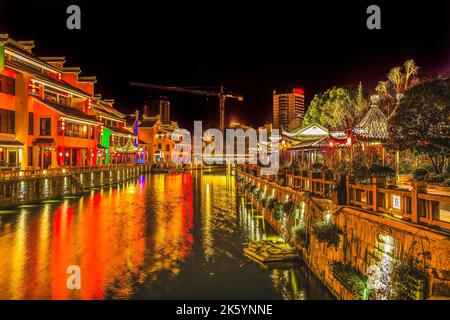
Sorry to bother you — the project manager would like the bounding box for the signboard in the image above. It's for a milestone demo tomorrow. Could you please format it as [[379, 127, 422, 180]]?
[[392, 195, 401, 210]]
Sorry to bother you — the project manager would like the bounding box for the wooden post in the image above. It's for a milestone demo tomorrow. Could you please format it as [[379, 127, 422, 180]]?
[[372, 177, 378, 212], [410, 180, 425, 224], [346, 175, 351, 206], [395, 150, 400, 183]]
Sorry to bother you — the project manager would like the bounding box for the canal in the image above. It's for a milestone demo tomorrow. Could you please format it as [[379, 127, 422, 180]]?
[[0, 171, 333, 300]]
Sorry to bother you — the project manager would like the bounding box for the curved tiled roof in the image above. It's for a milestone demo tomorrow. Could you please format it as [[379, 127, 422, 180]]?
[[140, 116, 160, 128], [354, 104, 389, 141]]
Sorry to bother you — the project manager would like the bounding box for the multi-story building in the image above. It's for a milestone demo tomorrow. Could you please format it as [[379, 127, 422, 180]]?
[[146, 96, 171, 125], [92, 97, 139, 165], [0, 34, 138, 170], [273, 88, 305, 130]]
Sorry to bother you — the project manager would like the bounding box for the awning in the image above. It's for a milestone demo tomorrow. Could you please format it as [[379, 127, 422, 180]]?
[[104, 124, 135, 136], [33, 138, 54, 145], [97, 144, 108, 150], [34, 97, 100, 125], [115, 139, 138, 154], [0, 138, 24, 147]]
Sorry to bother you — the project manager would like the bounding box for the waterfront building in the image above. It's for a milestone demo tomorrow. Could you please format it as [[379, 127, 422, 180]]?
[[282, 122, 348, 167], [0, 34, 138, 170], [93, 98, 139, 164], [273, 88, 305, 130], [128, 113, 179, 164]]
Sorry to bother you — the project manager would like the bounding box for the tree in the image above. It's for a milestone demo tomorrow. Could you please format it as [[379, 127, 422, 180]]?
[[387, 77, 450, 175], [376, 59, 420, 115], [304, 86, 368, 134]]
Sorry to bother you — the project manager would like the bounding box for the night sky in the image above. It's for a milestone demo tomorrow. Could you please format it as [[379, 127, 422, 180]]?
[[0, 0, 448, 131]]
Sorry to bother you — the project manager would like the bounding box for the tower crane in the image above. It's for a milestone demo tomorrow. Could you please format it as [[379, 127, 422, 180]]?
[[130, 82, 243, 132]]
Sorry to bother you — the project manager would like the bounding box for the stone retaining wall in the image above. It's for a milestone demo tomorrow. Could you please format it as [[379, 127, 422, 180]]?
[[237, 171, 450, 300]]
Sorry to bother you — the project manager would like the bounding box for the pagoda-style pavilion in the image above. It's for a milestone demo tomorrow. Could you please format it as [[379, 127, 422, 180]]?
[[282, 123, 348, 167], [353, 95, 389, 165]]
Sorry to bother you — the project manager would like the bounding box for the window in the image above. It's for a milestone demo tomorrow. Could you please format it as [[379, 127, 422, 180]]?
[[28, 147, 33, 167], [158, 143, 162, 150], [166, 144, 170, 151], [28, 112, 34, 135], [44, 91, 58, 103], [0, 109, 15, 134], [40, 118, 51, 136], [0, 75, 15, 95], [59, 95, 70, 106]]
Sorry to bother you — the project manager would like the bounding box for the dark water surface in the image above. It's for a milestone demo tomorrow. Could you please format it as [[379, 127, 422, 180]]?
[[0, 171, 333, 299]]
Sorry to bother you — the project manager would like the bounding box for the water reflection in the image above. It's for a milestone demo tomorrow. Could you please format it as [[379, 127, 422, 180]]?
[[0, 171, 333, 300]]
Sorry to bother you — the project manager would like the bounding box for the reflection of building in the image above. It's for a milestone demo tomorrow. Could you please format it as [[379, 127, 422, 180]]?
[[273, 88, 305, 130], [0, 34, 138, 169]]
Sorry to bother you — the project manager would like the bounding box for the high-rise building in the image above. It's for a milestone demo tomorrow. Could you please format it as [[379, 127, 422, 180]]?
[[146, 96, 170, 125], [273, 88, 305, 129]]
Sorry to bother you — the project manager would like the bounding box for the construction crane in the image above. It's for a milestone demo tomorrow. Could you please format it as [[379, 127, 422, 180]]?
[[130, 82, 243, 132]]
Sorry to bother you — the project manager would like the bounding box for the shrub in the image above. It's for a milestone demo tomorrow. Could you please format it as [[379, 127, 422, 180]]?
[[264, 197, 275, 210], [312, 221, 342, 248], [297, 226, 308, 247], [369, 165, 395, 177], [425, 172, 446, 183], [311, 162, 325, 172], [283, 200, 294, 214], [352, 165, 370, 183], [443, 179, 450, 187], [252, 187, 262, 199], [274, 203, 284, 220], [331, 262, 368, 300], [412, 167, 429, 180], [334, 160, 351, 177], [399, 160, 412, 174]]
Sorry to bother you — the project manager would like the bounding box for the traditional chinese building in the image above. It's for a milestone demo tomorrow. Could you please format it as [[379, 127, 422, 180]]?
[[282, 122, 349, 167], [354, 95, 389, 166]]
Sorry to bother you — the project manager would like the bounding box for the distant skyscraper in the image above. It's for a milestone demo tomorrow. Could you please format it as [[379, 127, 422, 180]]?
[[147, 96, 170, 125], [273, 88, 305, 129]]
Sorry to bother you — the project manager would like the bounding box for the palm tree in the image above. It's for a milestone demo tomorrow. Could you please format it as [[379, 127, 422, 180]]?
[[375, 81, 392, 99], [388, 66, 404, 95], [403, 59, 419, 91]]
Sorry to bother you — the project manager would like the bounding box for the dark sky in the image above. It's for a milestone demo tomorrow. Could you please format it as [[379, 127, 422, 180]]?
[[0, 0, 448, 131]]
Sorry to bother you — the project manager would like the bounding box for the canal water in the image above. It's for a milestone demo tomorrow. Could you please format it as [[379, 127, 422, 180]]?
[[0, 171, 333, 300]]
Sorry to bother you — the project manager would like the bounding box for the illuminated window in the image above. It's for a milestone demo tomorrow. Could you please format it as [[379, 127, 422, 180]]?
[[28, 112, 34, 135], [0, 109, 15, 134], [0, 75, 15, 95], [40, 118, 51, 136]]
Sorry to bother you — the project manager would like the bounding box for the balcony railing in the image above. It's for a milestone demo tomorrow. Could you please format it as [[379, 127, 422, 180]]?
[[0, 163, 149, 180]]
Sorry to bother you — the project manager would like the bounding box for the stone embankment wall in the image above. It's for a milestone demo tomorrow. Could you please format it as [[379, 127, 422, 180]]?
[[0, 164, 151, 209], [237, 171, 450, 300]]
